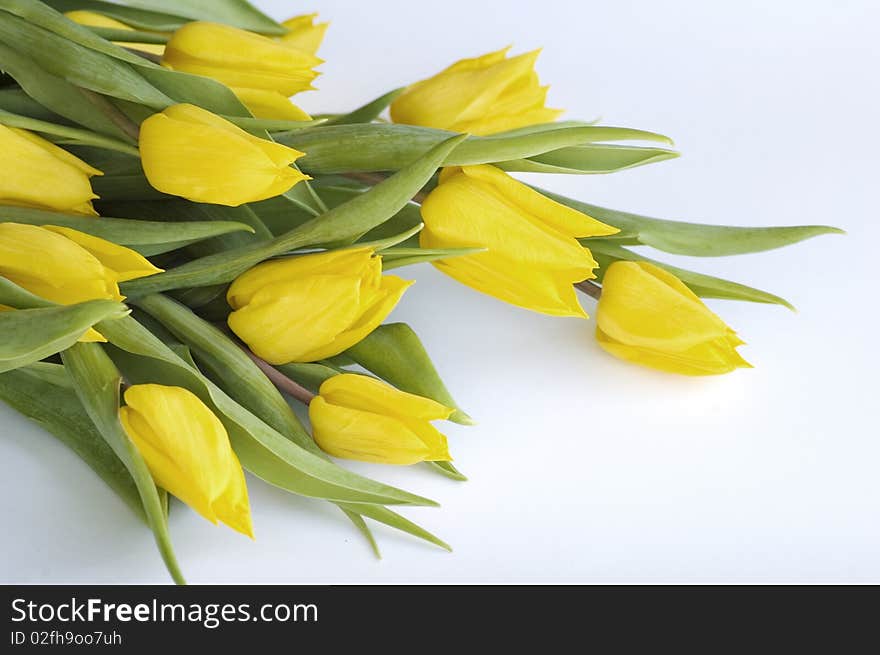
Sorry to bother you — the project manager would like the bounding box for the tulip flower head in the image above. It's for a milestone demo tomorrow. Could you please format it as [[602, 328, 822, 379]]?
[[595, 261, 752, 375], [162, 21, 322, 97], [119, 384, 253, 537], [420, 164, 618, 317], [227, 247, 412, 364], [0, 125, 102, 215], [0, 222, 161, 305], [390, 47, 563, 135], [139, 103, 310, 206], [309, 374, 453, 465]]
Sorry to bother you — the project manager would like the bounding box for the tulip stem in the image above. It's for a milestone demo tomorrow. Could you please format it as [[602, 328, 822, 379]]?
[[78, 88, 141, 142], [575, 280, 603, 300], [240, 347, 316, 405]]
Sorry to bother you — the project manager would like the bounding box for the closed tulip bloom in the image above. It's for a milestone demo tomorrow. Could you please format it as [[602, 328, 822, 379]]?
[[65, 10, 166, 55], [139, 103, 310, 206], [162, 21, 322, 97], [0, 125, 102, 215], [119, 384, 253, 537], [420, 164, 618, 317], [279, 14, 329, 55], [390, 47, 563, 135], [310, 374, 453, 465], [227, 247, 412, 364], [0, 223, 161, 304], [596, 261, 752, 375]]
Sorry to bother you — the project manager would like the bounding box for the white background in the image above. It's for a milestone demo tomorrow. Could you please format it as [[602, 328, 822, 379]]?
[[2, 0, 878, 583]]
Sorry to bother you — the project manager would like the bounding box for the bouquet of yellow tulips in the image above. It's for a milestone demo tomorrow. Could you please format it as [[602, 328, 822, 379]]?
[[0, 0, 842, 584]]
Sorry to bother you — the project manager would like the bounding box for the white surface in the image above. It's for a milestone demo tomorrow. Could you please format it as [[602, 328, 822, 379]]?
[[2, 0, 878, 584]]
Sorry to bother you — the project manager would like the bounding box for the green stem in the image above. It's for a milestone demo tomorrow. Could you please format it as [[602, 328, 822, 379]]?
[[0, 110, 139, 156], [83, 26, 170, 45]]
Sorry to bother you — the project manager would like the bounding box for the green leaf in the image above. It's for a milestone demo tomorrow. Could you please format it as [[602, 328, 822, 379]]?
[[0, 42, 130, 138], [336, 502, 451, 552], [44, 0, 187, 31], [0, 108, 139, 154], [588, 240, 796, 310], [60, 342, 184, 584], [0, 362, 144, 520], [0, 205, 255, 256], [111, 0, 285, 34], [0, 300, 129, 373], [279, 123, 674, 174], [98, 314, 438, 507], [0, 88, 67, 122], [120, 134, 468, 297], [0, 10, 172, 108], [275, 361, 345, 392], [344, 323, 473, 425], [427, 461, 468, 481], [540, 189, 845, 257], [497, 144, 680, 174], [321, 88, 405, 126]]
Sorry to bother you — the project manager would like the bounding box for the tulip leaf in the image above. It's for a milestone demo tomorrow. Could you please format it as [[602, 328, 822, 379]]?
[[42, 0, 205, 31], [120, 134, 468, 296], [491, 120, 602, 137], [497, 144, 680, 174], [0, 300, 129, 373], [0, 10, 172, 108], [537, 189, 845, 257], [0, 205, 255, 256], [98, 314, 439, 507], [321, 88, 405, 126], [0, 87, 69, 122], [0, 277, 54, 309], [344, 322, 474, 425], [0, 108, 140, 155], [0, 42, 130, 138], [427, 461, 469, 481], [60, 342, 185, 584], [587, 240, 796, 310], [110, 0, 285, 34], [336, 502, 451, 552], [282, 123, 674, 174], [0, 363, 144, 520], [380, 246, 486, 270]]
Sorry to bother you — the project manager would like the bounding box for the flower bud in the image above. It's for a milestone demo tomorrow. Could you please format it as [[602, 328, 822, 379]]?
[[420, 164, 618, 316], [596, 261, 752, 375], [0, 125, 101, 215], [309, 374, 453, 465], [390, 47, 562, 135], [139, 103, 310, 206], [119, 384, 253, 537], [227, 247, 412, 364]]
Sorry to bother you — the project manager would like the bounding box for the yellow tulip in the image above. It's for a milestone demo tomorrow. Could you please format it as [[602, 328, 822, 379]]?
[[64, 10, 166, 56], [420, 164, 618, 317], [162, 21, 322, 97], [230, 87, 312, 122], [595, 261, 752, 375], [227, 247, 412, 364], [390, 47, 563, 135], [309, 374, 452, 465], [279, 14, 329, 55], [119, 384, 253, 537], [0, 222, 160, 342], [139, 103, 310, 206], [0, 125, 101, 215]]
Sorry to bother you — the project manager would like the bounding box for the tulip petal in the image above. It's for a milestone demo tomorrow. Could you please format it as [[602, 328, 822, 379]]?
[[280, 14, 329, 55], [319, 374, 453, 422], [41, 225, 163, 282], [232, 87, 312, 121]]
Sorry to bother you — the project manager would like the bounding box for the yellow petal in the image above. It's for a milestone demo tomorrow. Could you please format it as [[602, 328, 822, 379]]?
[[119, 384, 252, 536], [0, 125, 101, 215], [162, 21, 322, 96], [232, 87, 312, 121], [309, 396, 450, 465], [139, 104, 308, 206], [0, 222, 119, 303], [41, 225, 162, 282], [318, 373, 453, 422], [279, 14, 329, 55]]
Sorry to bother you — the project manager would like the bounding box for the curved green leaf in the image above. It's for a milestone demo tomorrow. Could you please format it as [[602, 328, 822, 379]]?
[[498, 144, 680, 174], [0, 300, 129, 373], [60, 342, 184, 584], [322, 88, 405, 126], [112, 0, 285, 34]]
